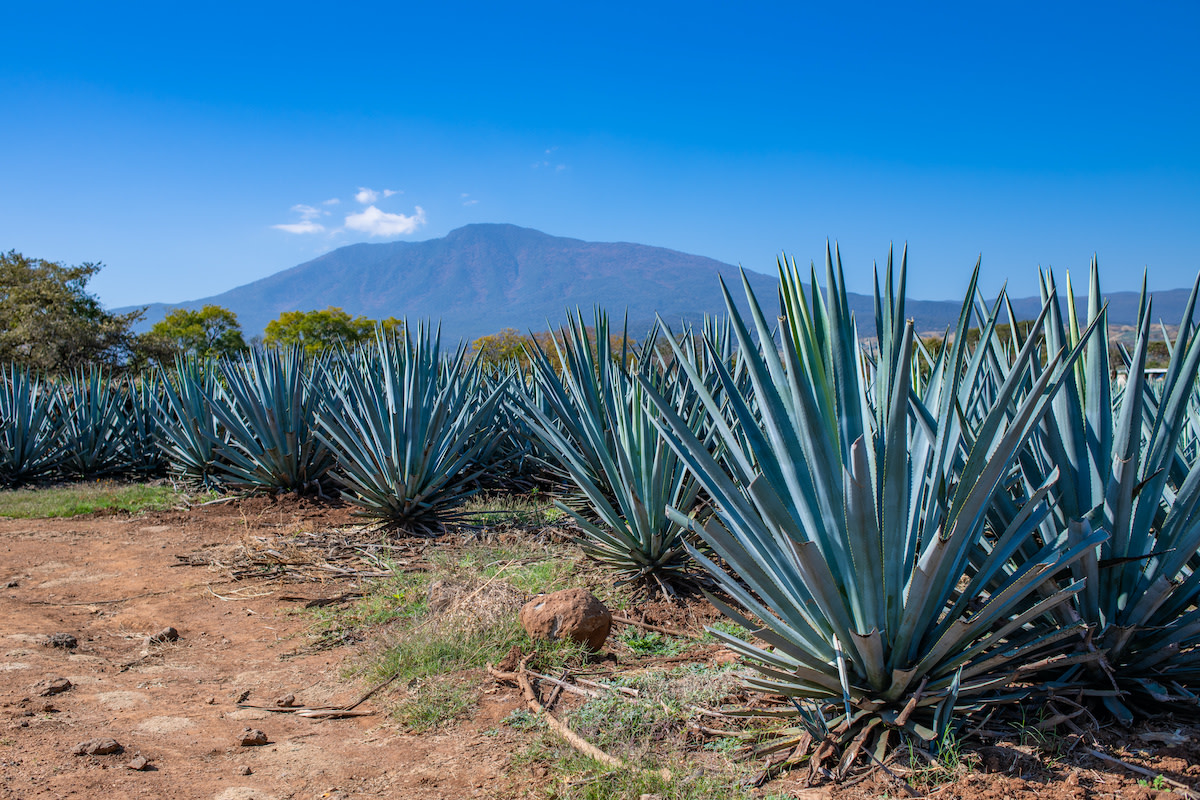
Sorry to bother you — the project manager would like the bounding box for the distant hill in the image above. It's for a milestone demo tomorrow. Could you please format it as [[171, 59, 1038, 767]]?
[[122, 223, 1196, 342]]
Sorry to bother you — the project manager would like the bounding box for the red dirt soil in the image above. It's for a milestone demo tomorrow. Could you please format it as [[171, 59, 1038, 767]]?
[[2, 500, 1199, 800], [0, 501, 533, 800]]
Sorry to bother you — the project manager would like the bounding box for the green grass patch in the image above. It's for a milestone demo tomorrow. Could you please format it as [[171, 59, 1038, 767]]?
[[543, 753, 756, 800], [512, 663, 755, 798], [314, 534, 589, 731], [392, 678, 479, 731], [0, 481, 183, 518], [427, 540, 578, 596], [459, 492, 566, 528], [701, 619, 754, 643], [615, 627, 692, 657]]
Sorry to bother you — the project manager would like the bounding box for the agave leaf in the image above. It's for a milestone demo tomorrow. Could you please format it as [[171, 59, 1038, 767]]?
[[316, 324, 505, 530], [0, 364, 63, 486]]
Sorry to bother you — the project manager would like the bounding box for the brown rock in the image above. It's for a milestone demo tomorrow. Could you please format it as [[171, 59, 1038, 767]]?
[[275, 693, 297, 708], [238, 728, 268, 746], [238, 765, 253, 775], [73, 737, 122, 756], [519, 588, 611, 650], [126, 755, 150, 770], [39, 677, 72, 697]]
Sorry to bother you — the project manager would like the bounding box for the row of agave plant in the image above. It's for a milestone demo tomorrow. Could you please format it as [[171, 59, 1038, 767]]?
[[3, 253, 1200, 767], [516, 250, 1200, 767], [0, 365, 163, 485]]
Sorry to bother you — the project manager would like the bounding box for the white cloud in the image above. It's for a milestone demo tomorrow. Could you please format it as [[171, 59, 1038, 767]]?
[[292, 204, 323, 220], [355, 187, 400, 204], [461, 192, 479, 206], [344, 205, 426, 237], [273, 220, 325, 234], [322, 197, 340, 205]]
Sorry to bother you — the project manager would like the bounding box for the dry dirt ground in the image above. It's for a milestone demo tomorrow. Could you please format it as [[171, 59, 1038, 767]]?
[[2, 500, 1200, 800], [0, 500, 539, 800]]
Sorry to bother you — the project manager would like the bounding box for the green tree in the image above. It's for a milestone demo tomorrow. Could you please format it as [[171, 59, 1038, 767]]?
[[148, 305, 246, 360], [263, 307, 404, 355], [0, 250, 145, 373]]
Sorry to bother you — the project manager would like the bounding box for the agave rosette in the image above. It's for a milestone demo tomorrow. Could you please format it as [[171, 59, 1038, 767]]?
[[0, 364, 63, 486], [997, 262, 1200, 717], [204, 346, 335, 493], [315, 325, 507, 531], [57, 366, 133, 478], [642, 246, 1104, 766], [154, 355, 227, 488], [518, 311, 711, 590]]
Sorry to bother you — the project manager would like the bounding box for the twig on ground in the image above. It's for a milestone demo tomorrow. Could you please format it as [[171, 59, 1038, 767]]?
[[277, 592, 365, 608], [611, 614, 694, 638], [488, 658, 671, 782], [237, 672, 401, 719], [1085, 748, 1199, 799]]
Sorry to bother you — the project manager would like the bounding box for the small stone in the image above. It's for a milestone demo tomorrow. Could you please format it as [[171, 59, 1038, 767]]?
[[19, 720, 28, 728], [41, 703, 58, 713], [519, 588, 612, 651], [207, 696, 217, 705], [39, 677, 72, 697], [275, 693, 297, 708], [238, 766, 253, 776], [147, 627, 179, 645], [3, 580, 17, 588], [238, 728, 268, 747], [126, 755, 150, 771], [46, 633, 78, 649], [73, 737, 122, 756]]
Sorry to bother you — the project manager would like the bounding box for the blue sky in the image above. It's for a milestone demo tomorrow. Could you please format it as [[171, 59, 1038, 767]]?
[[2, 1, 1197, 309]]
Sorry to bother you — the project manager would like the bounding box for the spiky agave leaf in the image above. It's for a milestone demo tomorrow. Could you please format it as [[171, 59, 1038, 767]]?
[[0, 364, 62, 486], [466, 359, 544, 491], [642, 245, 1103, 765], [204, 346, 335, 493], [1002, 261, 1200, 719], [123, 373, 165, 478], [154, 355, 227, 489], [315, 325, 507, 531], [517, 310, 711, 591], [57, 366, 133, 478]]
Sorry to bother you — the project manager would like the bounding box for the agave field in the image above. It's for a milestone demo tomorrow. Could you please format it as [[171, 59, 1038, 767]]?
[[4, 250, 1200, 779]]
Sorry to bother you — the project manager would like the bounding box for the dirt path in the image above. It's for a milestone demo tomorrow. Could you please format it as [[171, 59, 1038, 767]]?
[[0, 504, 527, 800]]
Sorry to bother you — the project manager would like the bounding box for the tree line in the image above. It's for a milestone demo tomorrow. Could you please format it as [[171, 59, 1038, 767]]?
[[0, 250, 614, 373]]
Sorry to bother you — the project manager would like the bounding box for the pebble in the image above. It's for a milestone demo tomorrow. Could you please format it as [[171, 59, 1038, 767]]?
[[39, 677, 72, 697], [126, 755, 150, 771], [238, 728, 268, 747], [238, 766, 253, 775], [275, 693, 297, 708], [73, 737, 123, 756]]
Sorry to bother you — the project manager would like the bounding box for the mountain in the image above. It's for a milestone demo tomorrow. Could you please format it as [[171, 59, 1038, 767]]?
[[123, 223, 1196, 341]]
